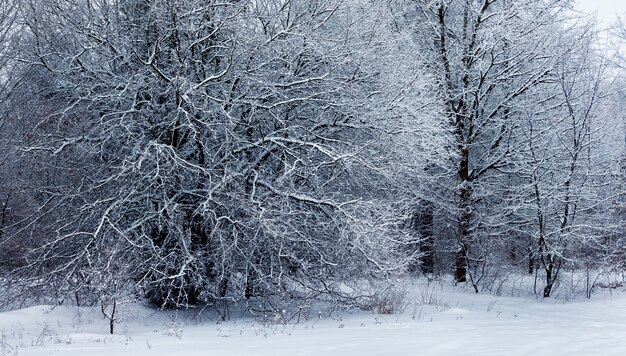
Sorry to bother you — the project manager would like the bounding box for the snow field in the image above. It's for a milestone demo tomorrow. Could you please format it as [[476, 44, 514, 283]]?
[[1, 280, 625, 356]]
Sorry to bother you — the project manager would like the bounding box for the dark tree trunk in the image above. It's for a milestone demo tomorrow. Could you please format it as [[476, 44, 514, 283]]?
[[543, 260, 553, 298], [420, 238, 435, 274], [455, 145, 472, 283], [455, 248, 468, 283], [109, 299, 116, 335], [244, 273, 254, 299]]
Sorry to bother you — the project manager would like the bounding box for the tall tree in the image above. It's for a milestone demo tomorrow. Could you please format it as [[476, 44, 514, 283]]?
[[10, 0, 422, 310], [386, 0, 571, 287]]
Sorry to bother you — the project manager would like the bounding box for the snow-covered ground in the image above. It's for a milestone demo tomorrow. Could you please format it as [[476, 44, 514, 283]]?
[[1, 279, 625, 356]]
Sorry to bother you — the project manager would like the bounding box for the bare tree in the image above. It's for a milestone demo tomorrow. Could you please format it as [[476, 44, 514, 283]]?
[[385, 0, 575, 289], [7, 0, 423, 313], [517, 19, 626, 296]]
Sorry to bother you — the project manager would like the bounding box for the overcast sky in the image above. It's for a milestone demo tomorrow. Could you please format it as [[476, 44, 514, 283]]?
[[574, 0, 626, 26]]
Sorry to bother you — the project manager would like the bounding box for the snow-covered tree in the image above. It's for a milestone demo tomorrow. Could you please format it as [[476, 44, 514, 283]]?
[[8, 0, 429, 311]]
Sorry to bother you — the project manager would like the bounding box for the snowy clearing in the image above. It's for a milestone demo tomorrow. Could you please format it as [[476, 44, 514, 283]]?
[[1, 281, 625, 356]]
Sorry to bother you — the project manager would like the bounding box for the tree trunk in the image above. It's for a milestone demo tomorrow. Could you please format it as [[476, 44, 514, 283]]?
[[455, 146, 472, 283], [109, 299, 116, 335], [455, 248, 468, 283], [543, 255, 554, 297]]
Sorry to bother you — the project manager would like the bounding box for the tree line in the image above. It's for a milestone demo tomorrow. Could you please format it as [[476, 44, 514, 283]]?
[[0, 0, 624, 315]]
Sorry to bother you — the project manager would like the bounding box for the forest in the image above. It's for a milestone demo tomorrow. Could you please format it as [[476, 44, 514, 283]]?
[[0, 0, 624, 322]]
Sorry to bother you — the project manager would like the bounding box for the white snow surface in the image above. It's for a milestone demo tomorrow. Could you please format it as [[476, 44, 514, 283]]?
[[1, 280, 625, 356]]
